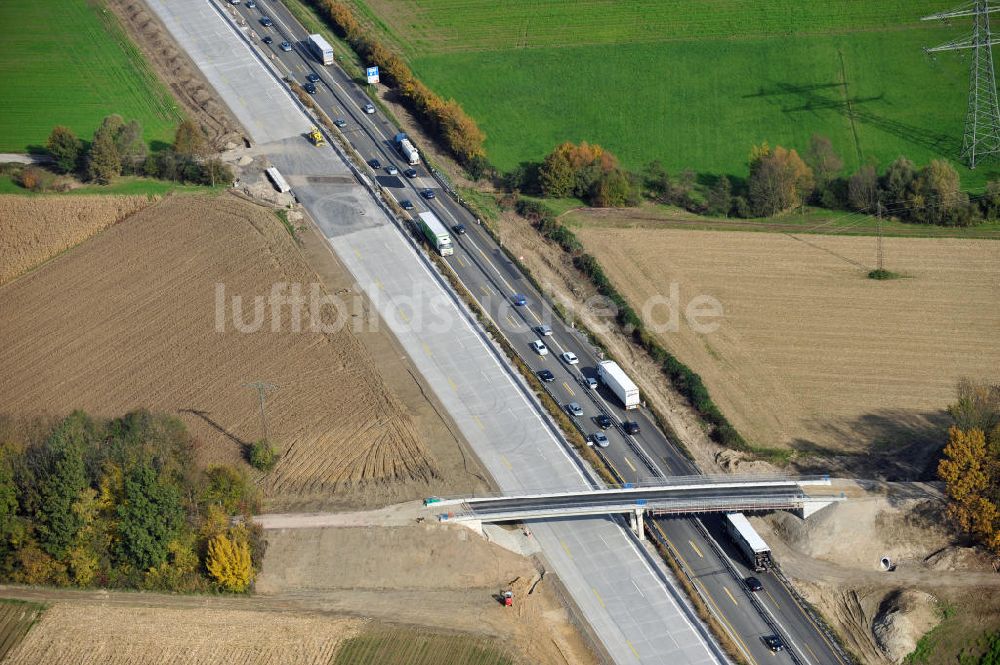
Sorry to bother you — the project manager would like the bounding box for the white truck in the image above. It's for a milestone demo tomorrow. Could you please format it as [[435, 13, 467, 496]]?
[[417, 211, 453, 256], [265, 167, 291, 193], [597, 360, 640, 409], [724, 512, 773, 572], [306, 34, 334, 66], [394, 132, 421, 165]]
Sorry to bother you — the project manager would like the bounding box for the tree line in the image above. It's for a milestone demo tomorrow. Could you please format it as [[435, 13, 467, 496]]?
[[505, 136, 999, 228], [17, 117, 233, 192], [0, 411, 261, 593], [938, 380, 1000, 554]]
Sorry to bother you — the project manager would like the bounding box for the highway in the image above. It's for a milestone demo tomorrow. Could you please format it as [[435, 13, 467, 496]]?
[[214, 2, 846, 663]]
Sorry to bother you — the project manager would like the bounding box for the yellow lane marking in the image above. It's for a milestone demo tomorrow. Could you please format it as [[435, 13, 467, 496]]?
[[766, 589, 780, 609], [623, 455, 636, 472], [374, 278, 383, 291], [592, 588, 605, 607], [354, 248, 362, 258], [560, 540, 573, 559], [500, 455, 512, 469], [627, 641, 639, 659], [805, 644, 818, 661], [472, 415, 484, 430], [506, 313, 517, 327], [457, 256, 468, 268], [397, 308, 410, 323], [696, 580, 758, 665], [479, 284, 492, 298], [723, 586, 739, 606], [563, 382, 575, 397], [689, 540, 704, 558], [604, 457, 624, 483], [422, 343, 433, 357], [447, 377, 458, 392]]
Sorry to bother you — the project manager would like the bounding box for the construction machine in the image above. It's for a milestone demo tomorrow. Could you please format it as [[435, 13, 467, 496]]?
[[308, 126, 325, 147]]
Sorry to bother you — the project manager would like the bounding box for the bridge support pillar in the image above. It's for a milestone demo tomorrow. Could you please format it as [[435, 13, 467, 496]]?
[[630, 509, 645, 541]]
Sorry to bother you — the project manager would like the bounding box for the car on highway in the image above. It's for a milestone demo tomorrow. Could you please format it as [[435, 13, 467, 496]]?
[[304, 82, 317, 94], [280, 41, 293, 52], [368, 158, 381, 169], [511, 294, 527, 306], [306, 72, 320, 83], [260, 16, 273, 27], [403, 168, 418, 178], [762, 635, 784, 653], [363, 102, 376, 114], [399, 199, 414, 211], [591, 431, 610, 448], [529, 339, 549, 356], [560, 351, 579, 365], [452, 223, 466, 235], [537, 369, 555, 382], [262, 35, 273, 44], [421, 188, 435, 199], [565, 402, 584, 417], [535, 325, 552, 336], [586, 376, 598, 389], [333, 118, 347, 128], [246, 0, 256, 7], [593, 414, 613, 429], [385, 164, 398, 175], [745, 577, 763, 592], [622, 421, 640, 435]]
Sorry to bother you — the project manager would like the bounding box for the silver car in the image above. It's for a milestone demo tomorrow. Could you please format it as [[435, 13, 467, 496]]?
[[565, 402, 584, 417], [591, 431, 610, 448], [363, 102, 376, 114]]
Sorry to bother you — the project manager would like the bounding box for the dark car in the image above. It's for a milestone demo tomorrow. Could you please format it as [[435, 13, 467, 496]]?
[[400, 199, 414, 211], [452, 224, 466, 235], [279, 41, 293, 52], [403, 168, 418, 178], [511, 293, 527, 306], [259, 16, 273, 27], [304, 82, 317, 94], [745, 576, 763, 592], [368, 158, 381, 169], [593, 414, 613, 429], [306, 72, 320, 83], [537, 369, 555, 383], [762, 635, 784, 653], [333, 117, 347, 128], [421, 188, 436, 199], [246, 0, 256, 7], [622, 420, 640, 435], [262, 35, 273, 45]]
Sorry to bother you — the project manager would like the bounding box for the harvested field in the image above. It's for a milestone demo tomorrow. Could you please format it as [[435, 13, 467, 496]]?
[[334, 628, 514, 665], [0, 600, 45, 661], [573, 221, 1000, 473], [0, 194, 462, 508], [2, 604, 362, 665], [0, 194, 157, 286]]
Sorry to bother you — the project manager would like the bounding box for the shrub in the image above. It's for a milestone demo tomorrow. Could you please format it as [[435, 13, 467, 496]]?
[[205, 529, 253, 592], [249, 439, 279, 472]]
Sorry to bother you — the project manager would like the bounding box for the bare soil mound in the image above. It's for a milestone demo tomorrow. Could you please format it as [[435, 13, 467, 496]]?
[[0, 194, 156, 286], [0, 194, 435, 507], [2, 604, 362, 665]]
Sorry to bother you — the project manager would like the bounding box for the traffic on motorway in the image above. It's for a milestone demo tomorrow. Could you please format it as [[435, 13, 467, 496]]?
[[229, 2, 848, 663]]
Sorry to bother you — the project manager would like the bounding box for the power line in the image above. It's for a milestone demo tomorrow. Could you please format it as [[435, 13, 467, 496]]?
[[924, 1, 1000, 168]]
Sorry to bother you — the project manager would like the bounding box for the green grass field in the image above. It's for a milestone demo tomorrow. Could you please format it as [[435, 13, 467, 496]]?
[[0, 0, 181, 153], [0, 599, 45, 660], [351, 0, 996, 187], [333, 629, 514, 665]]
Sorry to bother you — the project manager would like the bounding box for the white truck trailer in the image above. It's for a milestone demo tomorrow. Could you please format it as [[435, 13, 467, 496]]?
[[265, 167, 291, 193], [306, 34, 334, 66], [597, 360, 640, 409], [394, 132, 421, 165], [724, 512, 773, 572], [417, 211, 453, 256]]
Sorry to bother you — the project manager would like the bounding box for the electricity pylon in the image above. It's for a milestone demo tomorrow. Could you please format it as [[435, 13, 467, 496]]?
[[924, 1, 1000, 169]]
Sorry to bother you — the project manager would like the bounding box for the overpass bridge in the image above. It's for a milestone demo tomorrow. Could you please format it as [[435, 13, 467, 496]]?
[[428, 475, 845, 540]]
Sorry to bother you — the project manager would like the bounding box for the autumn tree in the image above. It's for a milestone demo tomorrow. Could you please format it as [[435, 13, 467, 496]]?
[[706, 176, 733, 216], [85, 116, 124, 184], [881, 156, 916, 206], [847, 164, 879, 212], [206, 528, 254, 592], [46, 126, 82, 174], [748, 145, 813, 216], [114, 119, 147, 175], [805, 134, 843, 194], [173, 119, 207, 158]]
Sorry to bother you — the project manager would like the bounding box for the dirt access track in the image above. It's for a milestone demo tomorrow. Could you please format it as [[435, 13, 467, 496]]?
[[573, 221, 999, 475], [0, 193, 488, 510]]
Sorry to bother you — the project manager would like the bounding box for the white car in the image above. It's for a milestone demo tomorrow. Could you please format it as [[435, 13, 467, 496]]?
[[385, 164, 399, 175], [535, 325, 552, 336], [591, 431, 610, 448], [363, 102, 376, 114], [530, 339, 549, 356], [560, 351, 579, 365]]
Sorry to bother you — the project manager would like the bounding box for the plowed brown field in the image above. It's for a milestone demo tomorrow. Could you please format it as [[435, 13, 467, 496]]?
[[575, 224, 1000, 472], [2, 604, 362, 665], [0, 194, 440, 505], [0, 194, 156, 286]]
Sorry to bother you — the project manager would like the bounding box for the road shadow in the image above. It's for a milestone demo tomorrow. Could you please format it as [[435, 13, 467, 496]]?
[[178, 408, 252, 460]]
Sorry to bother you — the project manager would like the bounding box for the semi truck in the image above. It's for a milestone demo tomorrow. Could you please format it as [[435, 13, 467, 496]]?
[[394, 132, 421, 165], [724, 512, 773, 572], [597, 360, 640, 409], [306, 34, 334, 66], [417, 211, 453, 256]]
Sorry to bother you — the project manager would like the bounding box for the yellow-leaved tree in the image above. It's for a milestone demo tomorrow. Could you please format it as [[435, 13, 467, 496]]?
[[206, 528, 253, 592], [938, 426, 998, 550]]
